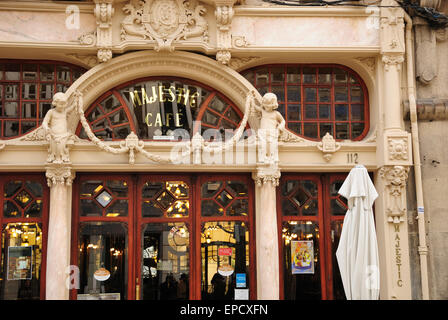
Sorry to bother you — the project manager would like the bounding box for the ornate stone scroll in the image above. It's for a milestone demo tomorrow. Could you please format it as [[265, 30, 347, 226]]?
[[94, 0, 115, 62], [317, 132, 341, 162], [120, 0, 209, 51], [379, 165, 410, 224], [215, 4, 234, 64]]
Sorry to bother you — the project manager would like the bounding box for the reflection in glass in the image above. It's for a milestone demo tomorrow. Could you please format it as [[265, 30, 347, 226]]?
[[201, 181, 222, 198], [141, 223, 189, 300], [201, 221, 249, 300], [3, 180, 43, 218], [0, 223, 43, 300], [78, 222, 128, 300], [141, 181, 190, 218], [282, 221, 321, 300], [331, 220, 346, 300]]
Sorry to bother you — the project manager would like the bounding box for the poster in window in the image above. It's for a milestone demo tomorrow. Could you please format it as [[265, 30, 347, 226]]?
[[7, 246, 33, 280], [291, 240, 314, 275]]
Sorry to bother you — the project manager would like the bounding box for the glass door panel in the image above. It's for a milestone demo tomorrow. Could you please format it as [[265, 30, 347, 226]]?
[[281, 221, 321, 300], [77, 222, 128, 300], [0, 223, 43, 300], [200, 221, 249, 300], [330, 220, 345, 300], [140, 222, 190, 300]]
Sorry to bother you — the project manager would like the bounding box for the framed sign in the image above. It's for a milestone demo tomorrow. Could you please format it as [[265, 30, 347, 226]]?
[[7, 246, 33, 280], [291, 241, 314, 275]]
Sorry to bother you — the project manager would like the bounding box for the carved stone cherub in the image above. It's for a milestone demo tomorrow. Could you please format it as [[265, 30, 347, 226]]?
[[42, 92, 79, 164], [249, 91, 285, 163]]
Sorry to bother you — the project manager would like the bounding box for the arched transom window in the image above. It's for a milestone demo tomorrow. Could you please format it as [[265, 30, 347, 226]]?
[[241, 64, 369, 141], [77, 77, 247, 141]]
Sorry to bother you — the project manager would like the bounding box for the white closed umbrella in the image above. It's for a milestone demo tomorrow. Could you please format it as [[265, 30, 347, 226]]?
[[336, 164, 380, 300]]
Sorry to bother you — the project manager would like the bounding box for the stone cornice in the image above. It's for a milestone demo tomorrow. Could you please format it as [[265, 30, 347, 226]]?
[[234, 6, 375, 17], [403, 99, 448, 121], [0, 1, 95, 12]]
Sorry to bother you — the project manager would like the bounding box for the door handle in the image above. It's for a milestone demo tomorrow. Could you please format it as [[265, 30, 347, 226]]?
[[136, 277, 140, 300]]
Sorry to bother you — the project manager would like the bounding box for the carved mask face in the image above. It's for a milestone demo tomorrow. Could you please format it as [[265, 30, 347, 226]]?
[[262, 93, 278, 111]]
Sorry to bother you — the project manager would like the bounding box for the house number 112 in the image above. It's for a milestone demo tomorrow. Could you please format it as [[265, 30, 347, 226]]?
[[346, 153, 359, 164]]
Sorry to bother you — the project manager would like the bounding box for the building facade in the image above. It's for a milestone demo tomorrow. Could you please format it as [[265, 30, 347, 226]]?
[[0, 0, 445, 300]]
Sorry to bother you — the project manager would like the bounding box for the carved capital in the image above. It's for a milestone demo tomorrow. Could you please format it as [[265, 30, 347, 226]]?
[[379, 165, 410, 224], [45, 164, 76, 187], [382, 54, 404, 71], [252, 164, 281, 187]]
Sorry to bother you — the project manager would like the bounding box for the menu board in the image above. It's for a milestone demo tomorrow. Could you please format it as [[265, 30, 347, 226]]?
[[7, 246, 33, 280]]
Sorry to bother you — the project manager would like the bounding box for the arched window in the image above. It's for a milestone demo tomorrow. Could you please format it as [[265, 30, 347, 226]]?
[[241, 64, 369, 141], [77, 77, 247, 141], [0, 60, 85, 139]]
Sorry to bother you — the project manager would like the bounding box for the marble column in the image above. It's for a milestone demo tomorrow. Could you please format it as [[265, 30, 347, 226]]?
[[252, 164, 280, 300], [45, 164, 75, 300]]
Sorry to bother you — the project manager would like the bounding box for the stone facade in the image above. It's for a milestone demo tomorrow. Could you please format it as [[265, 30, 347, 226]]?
[[0, 0, 446, 300]]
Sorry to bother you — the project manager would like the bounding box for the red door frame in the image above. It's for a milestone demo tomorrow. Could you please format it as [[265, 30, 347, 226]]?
[[135, 173, 195, 299], [0, 174, 50, 300], [277, 173, 348, 300], [194, 174, 256, 300], [70, 173, 136, 300], [70, 172, 256, 300]]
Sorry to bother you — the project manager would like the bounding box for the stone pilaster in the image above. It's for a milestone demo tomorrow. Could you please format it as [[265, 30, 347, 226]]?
[[94, 0, 114, 62], [45, 164, 75, 300], [215, 2, 234, 64], [375, 0, 414, 300], [252, 163, 280, 300]]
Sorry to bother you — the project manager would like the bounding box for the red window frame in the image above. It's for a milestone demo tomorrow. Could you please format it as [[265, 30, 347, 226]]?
[[70, 173, 256, 300], [241, 64, 370, 141], [0, 60, 85, 139], [0, 174, 50, 300]]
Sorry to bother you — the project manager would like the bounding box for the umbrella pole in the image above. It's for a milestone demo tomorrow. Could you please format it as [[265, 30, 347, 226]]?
[[403, 11, 430, 300]]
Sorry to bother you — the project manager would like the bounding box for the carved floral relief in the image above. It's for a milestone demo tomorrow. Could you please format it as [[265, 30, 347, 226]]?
[[379, 165, 410, 224]]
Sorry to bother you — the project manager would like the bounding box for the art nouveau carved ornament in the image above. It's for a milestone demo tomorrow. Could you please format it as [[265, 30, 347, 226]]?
[[379, 165, 410, 224], [121, 0, 209, 51], [317, 132, 341, 162]]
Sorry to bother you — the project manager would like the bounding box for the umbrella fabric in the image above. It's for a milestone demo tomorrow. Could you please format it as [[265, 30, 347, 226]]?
[[336, 165, 380, 300]]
